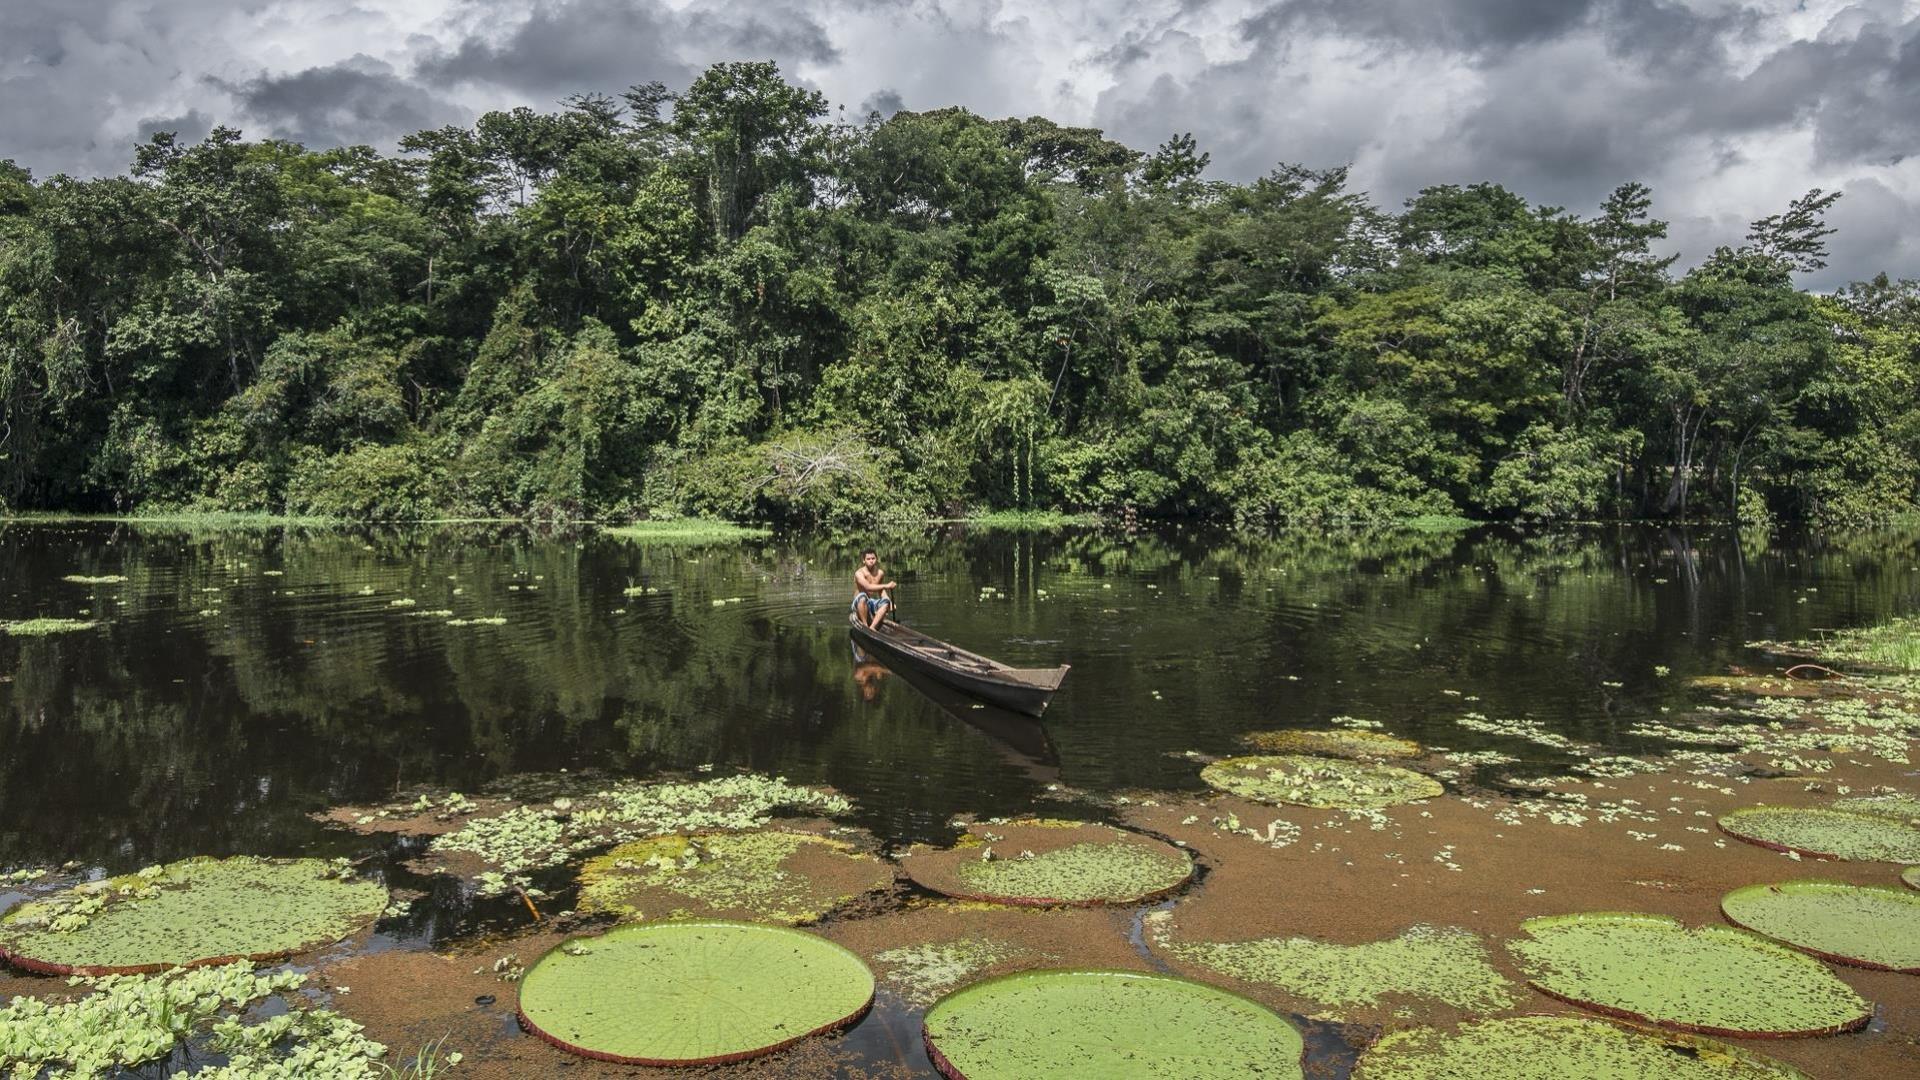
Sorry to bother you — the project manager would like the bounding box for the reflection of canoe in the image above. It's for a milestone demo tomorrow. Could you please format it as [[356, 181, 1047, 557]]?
[[847, 614, 1069, 717], [882, 654, 1060, 777]]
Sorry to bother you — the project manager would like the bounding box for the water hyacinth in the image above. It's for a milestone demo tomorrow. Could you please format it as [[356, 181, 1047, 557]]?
[[0, 962, 386, 1079]]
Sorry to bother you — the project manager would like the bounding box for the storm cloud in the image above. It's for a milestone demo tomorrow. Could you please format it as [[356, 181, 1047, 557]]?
[[2, 0, 1917, 285]]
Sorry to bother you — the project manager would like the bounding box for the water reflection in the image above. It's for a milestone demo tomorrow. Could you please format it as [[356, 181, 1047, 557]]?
[[2, 520, 1917, 871]]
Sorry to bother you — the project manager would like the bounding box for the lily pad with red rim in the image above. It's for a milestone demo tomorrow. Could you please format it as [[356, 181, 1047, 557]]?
[[921, 968, 1305, 1079], [1720, 879, 1920, 973], [1718, 805, 1920, 862], [1239, 730, 1423, 760], [516, 920, 875, 1066], [1507, 912, 1871, 1038], [1352, 1015, 1810, 1079], [897, 819, 1193, 907], [0, 856, 386, 976]]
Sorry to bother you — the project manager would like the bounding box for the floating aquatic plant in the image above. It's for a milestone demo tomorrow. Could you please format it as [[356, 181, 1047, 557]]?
[[0, 618, 98, 636], [1200, 755, 1442, 809], [898, 819, 1193, 906], [0, 856, 386, 975], [921, 969, 1304, 1080], [1352, 1016, 1810, 1079], [1146, 919, 1517, 1019], [1832, 790, 1920, 825], [0, 961, 386, 1079], [1720, 880, 1920, 972], [1238, 729, 1423, 760], [59, 575, 127, 586], [576, 830, 893, 925], [1718, 805, 1920, 862], [516, 920, 873, 1065], [1507, 912, 1871, 1037], [426, 774, 852, 893], [1688, 675, 1825, 699], [873, 938, 1029, 1007]]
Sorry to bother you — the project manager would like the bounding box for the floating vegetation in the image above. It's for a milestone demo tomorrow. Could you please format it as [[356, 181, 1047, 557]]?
[[576, 830, 894, 925], [873, 938, 1030, 1007], [1751, 615, 1920, 672], [1688, 675, 1825, 699], [1507, 912, 1872, 1037], [1832, 790, 1920, 825], [600, 519, 771, 544], [1905, 865, 1920, 890], [426, 774, 851, 894], [1718, 805, 1920, 862], [921, 969, 1304, 1079], [59, 574, 126, 586], [1720, 880, 1920, 972], [445, 615, 507, 626], [1145, 919, 1518, 1019], [516, 920, 872, 1065], [0, 618, 98, 636], [1454, 712, 1589, 753], [1200, 755, 1442, 809], [1352, 1016, 1810, 1079], [1239, 729, 1423, 760], [898, 819, 1193, 906], [0, 962, 386, 1079], [0, 856, 386, 975]]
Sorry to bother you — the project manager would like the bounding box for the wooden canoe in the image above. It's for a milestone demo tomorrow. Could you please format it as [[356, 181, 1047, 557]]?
[[847, 613, 1069, 717]]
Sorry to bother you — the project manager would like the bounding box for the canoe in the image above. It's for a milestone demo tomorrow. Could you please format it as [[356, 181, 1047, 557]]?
[[847, 613, 1069, 717]]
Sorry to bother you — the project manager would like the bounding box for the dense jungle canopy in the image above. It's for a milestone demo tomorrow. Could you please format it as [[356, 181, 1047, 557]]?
[[2, 61, 1916, 526]]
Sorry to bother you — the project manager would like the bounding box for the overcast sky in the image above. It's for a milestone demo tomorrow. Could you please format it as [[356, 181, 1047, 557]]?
[[4, 0, 1917, 287]]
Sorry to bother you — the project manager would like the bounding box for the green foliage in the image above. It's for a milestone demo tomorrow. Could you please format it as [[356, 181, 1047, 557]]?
[[0, 63, 1909, 526], [1354, 1016, 1809, 1080]]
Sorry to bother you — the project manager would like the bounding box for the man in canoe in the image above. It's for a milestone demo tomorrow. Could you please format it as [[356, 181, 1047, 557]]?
[[853, 548, 897, 630]]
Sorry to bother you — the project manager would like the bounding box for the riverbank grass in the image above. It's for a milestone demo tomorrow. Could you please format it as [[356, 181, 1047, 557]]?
[[600, 519, 771, 544]]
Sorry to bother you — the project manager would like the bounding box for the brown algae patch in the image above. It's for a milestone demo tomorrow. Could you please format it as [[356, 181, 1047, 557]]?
[[898, 819, 1193, 906], [1353, 1016, 1811, 1080], [1507, 912, 1871, 1037], [1145, 917, 1517, 1021], [576, 830, 894, 925], [1200, 755, 1443, 809], [1239, 730, 1423, 759]]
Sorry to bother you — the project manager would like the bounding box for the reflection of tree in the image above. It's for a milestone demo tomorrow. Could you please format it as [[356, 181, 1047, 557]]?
[[6, 520, 1920, 869]]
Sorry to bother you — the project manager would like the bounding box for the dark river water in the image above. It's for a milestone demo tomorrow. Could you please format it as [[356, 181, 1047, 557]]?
[[4, 518, 1918, 878]]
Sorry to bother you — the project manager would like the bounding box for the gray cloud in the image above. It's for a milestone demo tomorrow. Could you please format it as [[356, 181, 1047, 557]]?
[[216, 56, 461, 148]]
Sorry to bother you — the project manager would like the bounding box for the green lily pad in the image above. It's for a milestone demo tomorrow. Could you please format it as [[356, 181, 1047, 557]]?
[[0, 857, 386, 976], [516, 920, 874, 1065], [898, 820, 1193, 907], [1718, 805, 1920, 862], [1832, 791, 1920, 825], [921, 969, 1304, 1079], [1905, 865, 1919, 891], [1507, 912, 1871, 1037], [1721, 880, 1920, 972], [576, 830, 894, 925], [1239, 730, 1423, 759], [1200, 755, 1443, 809], [1353, 1016, 1810, 1079]]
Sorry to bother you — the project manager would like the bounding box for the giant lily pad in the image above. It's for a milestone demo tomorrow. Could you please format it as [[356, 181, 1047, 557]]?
[[1905, 865, 1920, 891], [1832, 791, 1920, 825], [1353, 1016, 1810, 1079], [0, 857, 386, 975], [576, 830, 894, 925], [1721, 880, 1920, 972], [921, 969, 1304, 1079], [1200, 755, 1443, 809], [898, 820, 1193, 907], [1239, 730, 1423, 759], [516, 920, 874, 1065], [1718, 805, 1920, 862], [1507, 912, 1871, 1037]]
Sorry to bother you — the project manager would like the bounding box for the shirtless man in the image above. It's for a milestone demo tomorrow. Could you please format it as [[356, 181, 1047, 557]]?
[[853, 548, 897, 630]]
